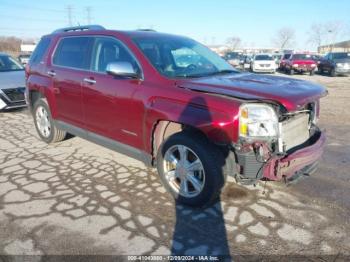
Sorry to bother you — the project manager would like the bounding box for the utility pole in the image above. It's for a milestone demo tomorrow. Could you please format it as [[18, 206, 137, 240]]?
[[85, 6, 92, 24], [66, 5, 73, 26]]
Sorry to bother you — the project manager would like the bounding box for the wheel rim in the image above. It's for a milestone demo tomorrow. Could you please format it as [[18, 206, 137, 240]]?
[[35, 106, 51, 138], [163, 145, 205, 198]]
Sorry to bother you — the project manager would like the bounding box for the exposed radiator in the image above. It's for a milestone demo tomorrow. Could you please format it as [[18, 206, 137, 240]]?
[[281, 113, 310, 151]]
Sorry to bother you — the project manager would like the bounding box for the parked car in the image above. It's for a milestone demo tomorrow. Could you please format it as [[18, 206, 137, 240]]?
[[284, 53, 317, 75], [318, 52, 350, 77], [250, 54, 276, 73], [0, 53, 27, 110], [223, 52, 241, 67], [26, 25, 327, 207], [18, 54, 31, 65], [273, 54, 283, 65], [279, 53, 292, 71]]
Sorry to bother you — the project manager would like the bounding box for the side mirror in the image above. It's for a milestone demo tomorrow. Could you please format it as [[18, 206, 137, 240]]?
[[106, 62, 139, 78]]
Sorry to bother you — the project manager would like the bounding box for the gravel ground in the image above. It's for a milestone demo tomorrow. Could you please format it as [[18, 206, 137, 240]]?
[[0, 72, 349, 260]]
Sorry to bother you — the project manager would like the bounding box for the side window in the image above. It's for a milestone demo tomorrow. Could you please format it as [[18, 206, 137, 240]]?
[[91, 37, 140, 73], [30, 37, 51, 64], [328, 53, 333, 60], [53, 37, 92, 69]]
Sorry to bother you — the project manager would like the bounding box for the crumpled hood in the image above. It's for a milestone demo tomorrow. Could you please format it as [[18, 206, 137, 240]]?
[[0, 70, 25, 90], [176, 72, 327, 111]]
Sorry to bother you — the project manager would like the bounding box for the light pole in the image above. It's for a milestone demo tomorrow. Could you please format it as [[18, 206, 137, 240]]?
[[328, 30, 333, 52]]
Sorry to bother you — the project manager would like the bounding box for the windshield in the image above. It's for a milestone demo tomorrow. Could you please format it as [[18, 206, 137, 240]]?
[[283, 54, 291, 59], [133, 35, 238, 78], [0, 55, 24, 72], [333, 53, 350, 59], [292, 54, 313, 60], [255, 55, 274, 61]]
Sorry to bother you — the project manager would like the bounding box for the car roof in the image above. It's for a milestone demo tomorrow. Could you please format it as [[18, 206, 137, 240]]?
[[45, 27, 187, 41]]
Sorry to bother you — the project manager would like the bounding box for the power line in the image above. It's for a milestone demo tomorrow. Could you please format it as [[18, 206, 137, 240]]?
[[0, 14, 66, 23], [0, 1, 66, 13]]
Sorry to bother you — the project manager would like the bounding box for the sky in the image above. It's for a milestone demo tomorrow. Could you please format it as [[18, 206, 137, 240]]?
[[0, 0, 349, 50]]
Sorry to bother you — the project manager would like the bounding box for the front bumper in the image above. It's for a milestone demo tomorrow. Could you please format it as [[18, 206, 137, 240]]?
[[263, 131, 326, 181], [335, 67, 350, 75]]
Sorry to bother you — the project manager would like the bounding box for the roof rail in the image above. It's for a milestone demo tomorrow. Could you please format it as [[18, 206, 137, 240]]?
[[52, 25, 105, 34], [136, 29, 156, 32]]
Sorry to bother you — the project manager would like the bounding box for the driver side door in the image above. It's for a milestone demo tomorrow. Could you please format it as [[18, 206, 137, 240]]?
[[82, 36, 144, 148]]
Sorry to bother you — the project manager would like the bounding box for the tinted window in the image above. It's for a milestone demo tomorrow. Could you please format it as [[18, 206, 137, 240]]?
[[30, 37, 51, 64], [0, 55, 24, 72], [283, 54, 291, 59], [91, 37, 140, 73], [53, 37, 92, 69]]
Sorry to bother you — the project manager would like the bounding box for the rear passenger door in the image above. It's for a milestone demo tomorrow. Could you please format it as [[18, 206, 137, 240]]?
[[49, 36, 93, 128]]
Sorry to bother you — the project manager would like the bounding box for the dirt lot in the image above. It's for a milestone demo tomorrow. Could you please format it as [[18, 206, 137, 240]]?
[[0, 73, 349, 260]]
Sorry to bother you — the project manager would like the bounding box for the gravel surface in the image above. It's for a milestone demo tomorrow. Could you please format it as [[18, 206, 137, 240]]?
[[0, 72, 349, 260]]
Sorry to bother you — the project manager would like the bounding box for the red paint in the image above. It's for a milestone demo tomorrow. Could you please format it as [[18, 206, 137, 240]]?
[[26, 29, 326, 179]]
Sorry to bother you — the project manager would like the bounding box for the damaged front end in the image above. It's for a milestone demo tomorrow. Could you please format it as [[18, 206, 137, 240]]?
[[230, 101, 326, 185]]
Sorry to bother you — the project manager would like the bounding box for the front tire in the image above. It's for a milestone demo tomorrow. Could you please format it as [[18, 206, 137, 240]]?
[[33, 98, 66, 143], [156, 132, 226, 207]]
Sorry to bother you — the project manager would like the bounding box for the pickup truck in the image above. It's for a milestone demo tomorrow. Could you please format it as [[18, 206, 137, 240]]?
[[26, 25, 327, 207]]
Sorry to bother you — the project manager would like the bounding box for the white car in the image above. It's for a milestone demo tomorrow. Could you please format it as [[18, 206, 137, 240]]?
[[250, 54, 276, 73]]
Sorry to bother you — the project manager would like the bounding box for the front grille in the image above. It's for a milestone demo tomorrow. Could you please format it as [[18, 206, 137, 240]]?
[[2, 87, 25, 102], [281, 113, 310, 151]]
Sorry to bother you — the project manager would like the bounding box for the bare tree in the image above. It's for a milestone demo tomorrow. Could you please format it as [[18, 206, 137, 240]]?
[[226, 37, 241, 51], [308, 23, 326, 48], [272, 27, 296, 50], [0, 36, 22, 54]]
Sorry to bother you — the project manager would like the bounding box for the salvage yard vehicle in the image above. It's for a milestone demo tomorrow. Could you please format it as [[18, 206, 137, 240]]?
[[223, 51, 241, 67], [0, 52, 27, 110], [18, 54, 31, 65], [278, 53, 292, 71], [250, 54, 276, 73], [26, 25, 327, 207], [284, 53, 317, 76], [318, 52, 350, 77]]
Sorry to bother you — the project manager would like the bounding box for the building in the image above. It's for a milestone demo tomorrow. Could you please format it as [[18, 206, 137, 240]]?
[[318, 40, 350, 54]]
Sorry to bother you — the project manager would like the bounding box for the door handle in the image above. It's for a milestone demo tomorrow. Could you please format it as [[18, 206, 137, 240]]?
[[83, 78, 96, 85], [47, 70, 56, 77]]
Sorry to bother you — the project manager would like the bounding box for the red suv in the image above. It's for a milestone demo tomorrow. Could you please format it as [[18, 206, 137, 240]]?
[[284, 53, 317, 75], [26, 25, 327, 207]]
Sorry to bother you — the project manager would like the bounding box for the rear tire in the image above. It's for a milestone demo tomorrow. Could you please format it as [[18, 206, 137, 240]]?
[[330, 68, 336, 77], [156, 131, 226, 207], [33, 98, 66, 143]]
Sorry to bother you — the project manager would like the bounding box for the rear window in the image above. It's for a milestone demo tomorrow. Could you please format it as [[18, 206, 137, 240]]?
[[53, 37, 92, 69], [29, 37, 51, 64]]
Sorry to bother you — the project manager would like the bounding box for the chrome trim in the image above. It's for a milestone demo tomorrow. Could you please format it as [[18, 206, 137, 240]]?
[[83, 78, 97, 84], [121, 129, 137, 136], [47, 71, 56, 77]]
